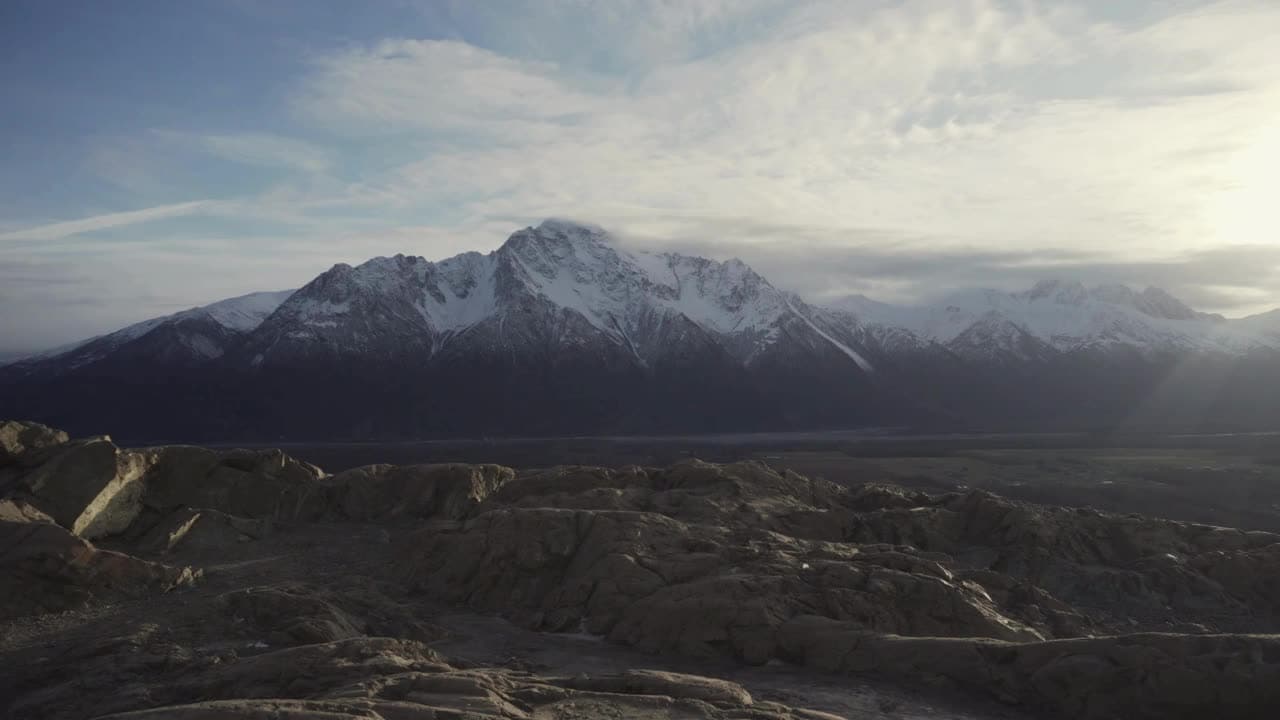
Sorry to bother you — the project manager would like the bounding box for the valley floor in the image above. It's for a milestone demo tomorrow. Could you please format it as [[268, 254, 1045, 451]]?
[[274, 432, 1280, 532]]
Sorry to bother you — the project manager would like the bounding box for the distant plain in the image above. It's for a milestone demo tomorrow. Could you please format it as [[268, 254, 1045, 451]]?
[[250, 431, 1280, 532]]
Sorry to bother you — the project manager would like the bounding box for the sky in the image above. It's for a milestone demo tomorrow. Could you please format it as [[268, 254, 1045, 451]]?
[[2, 0, 1279, 352]]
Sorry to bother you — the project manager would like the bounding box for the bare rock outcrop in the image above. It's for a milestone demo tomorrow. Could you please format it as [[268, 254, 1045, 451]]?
[[393, 458, 1280, 719], [0, 439, 329, 542], [0, 419, 68, 464], [7, 626, 832, 720], [138, 507, 273, 555], [7, 423, 1280, 719], [0, 514, 197, 616], [1, 427, 518, 549], [323, 462, 514, 522], [0, 437, 152, 539], [779, 615, 1280, 718], [400, 505, 1043, 660], [219, 583, 443, 647], [140, 445, 330, 522], [457, 459, 1280, 638]]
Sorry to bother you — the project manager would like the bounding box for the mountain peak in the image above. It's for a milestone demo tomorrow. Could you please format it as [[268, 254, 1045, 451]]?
[[1090, 282, 1202, 320], [1015, 281, 1204, 321], [1134, 286, 1199, 321], [536, 217, 608, 237], [498, 218, 617, 264], [1023, 279, 1088, 304], [1090, 283, 1137, 305]]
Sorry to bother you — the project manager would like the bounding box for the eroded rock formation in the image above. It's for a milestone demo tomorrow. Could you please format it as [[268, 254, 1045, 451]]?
[[3, 420, 1280, 719]]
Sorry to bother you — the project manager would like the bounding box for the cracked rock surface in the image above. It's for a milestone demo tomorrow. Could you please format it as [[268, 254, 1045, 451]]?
[[3, 420, 1279, 719]]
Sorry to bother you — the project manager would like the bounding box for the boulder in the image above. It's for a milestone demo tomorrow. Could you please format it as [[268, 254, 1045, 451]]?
[[1, 437, 152, 539], [0, 419, 68, 464], [0, 516, 198, 616]]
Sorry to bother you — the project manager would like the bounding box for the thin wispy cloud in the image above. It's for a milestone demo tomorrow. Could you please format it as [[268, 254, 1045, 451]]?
[[0, 201, 220, 243], [2, 0, 1279, 351], [183, 132, 332, 173]]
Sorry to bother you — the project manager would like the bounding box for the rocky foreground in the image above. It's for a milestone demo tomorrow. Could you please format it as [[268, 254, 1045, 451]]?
[[2, 420, 1280, 719]]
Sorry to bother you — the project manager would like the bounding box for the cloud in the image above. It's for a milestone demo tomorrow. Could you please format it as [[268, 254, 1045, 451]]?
[[410, 0, 796, 72], [7, 0, 1280, 350], [0, 201, 221, 242], [640, 218, 1280, 315], [294, 38, 602, 138], [185, 132, 332, 173], [289, 0, 1280, 265]]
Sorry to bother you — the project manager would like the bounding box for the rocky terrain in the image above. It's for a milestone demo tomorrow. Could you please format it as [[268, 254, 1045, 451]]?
[[3, 419, 1280, 719]]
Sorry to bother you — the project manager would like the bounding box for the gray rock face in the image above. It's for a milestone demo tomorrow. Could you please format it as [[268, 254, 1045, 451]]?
[[1, 437, 151, 539]]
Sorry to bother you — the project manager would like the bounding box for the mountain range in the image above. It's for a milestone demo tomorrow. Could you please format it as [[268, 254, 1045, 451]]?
[[4, 219, 1279, 441]]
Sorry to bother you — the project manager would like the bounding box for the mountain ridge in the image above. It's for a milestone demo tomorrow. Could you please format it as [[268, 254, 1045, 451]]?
[[9, 220, 1275, 367], [3, 219, 1279, 440]]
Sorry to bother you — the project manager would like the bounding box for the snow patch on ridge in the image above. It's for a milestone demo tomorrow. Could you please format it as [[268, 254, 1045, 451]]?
[[11, 289, 296, 367], [827, 282, 1278, 357], [787, 299, 875, 372], [501, 222, 796, 346], [200, 290, 296, 331], [420, 253, 499, 333]]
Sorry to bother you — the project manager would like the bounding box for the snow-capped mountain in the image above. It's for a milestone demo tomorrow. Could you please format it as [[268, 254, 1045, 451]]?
[[4, 220, 1279, 441], [238, 219, 874, 372], [826, 279, 1278, 360], [1237, 309, 1280, 341], [3, 290, 294, 374]]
